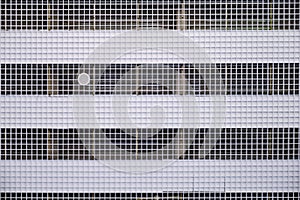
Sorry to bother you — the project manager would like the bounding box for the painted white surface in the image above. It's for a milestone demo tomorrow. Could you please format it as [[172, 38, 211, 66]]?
[[1, 160, 299, 192], [1, 95, 299, 128], [1, 30, 299, 64]]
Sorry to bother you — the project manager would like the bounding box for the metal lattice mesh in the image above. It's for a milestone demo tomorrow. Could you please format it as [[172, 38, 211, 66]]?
[[0, 0, 299, 198], [1, 1, 299, 30]]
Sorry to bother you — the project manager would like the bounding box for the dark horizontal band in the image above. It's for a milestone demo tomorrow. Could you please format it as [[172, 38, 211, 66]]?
[[1, 128, 298, 160], [1, 63, 299, 95], [1, 1, 299, 30]]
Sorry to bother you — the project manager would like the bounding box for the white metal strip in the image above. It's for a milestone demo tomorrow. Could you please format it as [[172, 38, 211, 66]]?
[[1, 31, 299, 64], [1, 160, 298, 193], [0, 95, 299, 128]]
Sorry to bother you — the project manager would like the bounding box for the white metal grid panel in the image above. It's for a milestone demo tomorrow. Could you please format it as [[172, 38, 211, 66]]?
[[0, 0, 300, 199]]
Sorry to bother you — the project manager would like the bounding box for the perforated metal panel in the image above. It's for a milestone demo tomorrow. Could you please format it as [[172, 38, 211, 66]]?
[[1, 0, 299, 199]]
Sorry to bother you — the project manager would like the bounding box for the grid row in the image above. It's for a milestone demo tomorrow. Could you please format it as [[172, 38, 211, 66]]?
[[0, 192, 299, 200], [1, 1, 299, 30], [1, 128, 298, 160], [1, 63, 298, 95]]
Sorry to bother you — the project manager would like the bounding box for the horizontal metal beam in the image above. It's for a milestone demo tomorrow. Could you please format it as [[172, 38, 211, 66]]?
[[1, 30, 299, 64], [1, 160, 299, 192], [0, 95, 299, 128]]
